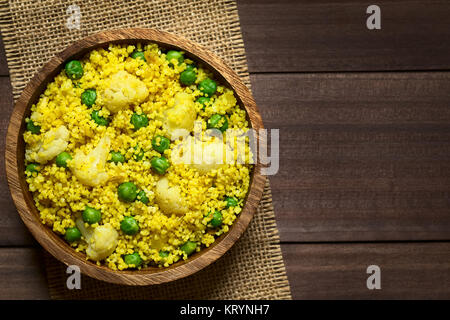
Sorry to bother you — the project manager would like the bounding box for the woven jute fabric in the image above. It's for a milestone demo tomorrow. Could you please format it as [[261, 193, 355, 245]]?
[[0, 0, 292, 299]]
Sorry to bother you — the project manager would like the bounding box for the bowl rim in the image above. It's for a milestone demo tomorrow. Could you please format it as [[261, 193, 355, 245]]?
[[5, 28, 266, 286]]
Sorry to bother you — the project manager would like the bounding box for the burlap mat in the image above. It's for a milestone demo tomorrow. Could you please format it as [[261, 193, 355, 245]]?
[[0, 0, 291, 299]]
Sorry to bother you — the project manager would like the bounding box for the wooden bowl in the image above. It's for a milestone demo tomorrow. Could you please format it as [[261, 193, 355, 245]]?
[[5, 28, 265, 285]]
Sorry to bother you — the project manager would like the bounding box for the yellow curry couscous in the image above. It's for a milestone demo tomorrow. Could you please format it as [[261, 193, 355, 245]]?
[[23, 43, 252, 270]]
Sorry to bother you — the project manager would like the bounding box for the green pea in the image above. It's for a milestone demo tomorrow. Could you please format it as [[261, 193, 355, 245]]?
[[109, 151, 125, 164], [65, 227, 81, 243], [166, 50, 184, 66], [65, 60, 84, 80], [91, 110, 109, 126], [82, 206, 101, 225], [133, 146, 145, 161], [185, 63, 196, 72], [137, 190, 149, 205], [120, 216, 140, 235], [179, 69, 197, 86], [207, 114, 228, 132], [198, 78, 217, 97], [81, 89, 97, 107], [25, 163, 40, 174], [26, 120, 41, 134], [117, 182, 138, 202], [196, 96, 210, 110], [180, 241, 197, 256], [55, 152, 72, 168], [151, 156, 170, 174], [225, 196, 238, 208], [208, 210, 223, 228], [130, 50, 146, 61], [124, 252, 142, 267], [151, 135, 170, 153], [130, 112, 149, 130], [159, 250, 169, 259]]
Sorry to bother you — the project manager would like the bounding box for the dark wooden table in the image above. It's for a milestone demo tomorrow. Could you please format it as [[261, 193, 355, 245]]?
[[1, 0, 450, 299]]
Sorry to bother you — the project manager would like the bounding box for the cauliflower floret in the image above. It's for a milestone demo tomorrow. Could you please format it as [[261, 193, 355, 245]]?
[[30, 110, 44, 123], [25, 125, 69, 164], [171, 136, 229, 173], [163, 92, 197, 139], [155, 177, 188, 215], [190, 140, 229, 173], [76, 219, 118, 261], [102, 70, 148, 113], [86, 225, 118, 261], [70, 136, 110, 187]]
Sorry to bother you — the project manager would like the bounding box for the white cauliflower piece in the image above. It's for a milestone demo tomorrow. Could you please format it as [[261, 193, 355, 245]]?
[[76, 219, 118, 261], [25, 125, 69, 164], [155, 177, 188, 215], [86, 225, 118, 261], [30, 110, 44, 123], [163, 92, 197, 139], [70, 136, 110, 187], [102, 70, 148, 113], [171, 136, 229, 173], [190, 139, 230, 173]]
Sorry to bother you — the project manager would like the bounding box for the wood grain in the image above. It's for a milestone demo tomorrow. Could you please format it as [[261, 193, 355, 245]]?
[[1, 243, 450, 299], [0, 248, 49, 299], [238, 0, 450, 72], [0, 36, 8, 76], [283, 242, 450, 299], [5, 28, 266, 285], [251, 72, 450, 242], [0, 78, 34, 246]]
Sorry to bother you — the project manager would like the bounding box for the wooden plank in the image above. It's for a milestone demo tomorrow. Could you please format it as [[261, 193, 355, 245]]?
[[282, 242, 450, 299], [0, 248, 49, 299], [1, 243, 450, 299], [250, 72, 450, 242], [238, 0, 450, 72], [2, 72, 450, 244], [1, 1, 450, 76], [0, 36, 8, 76], [0, 77, 35, 246]]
